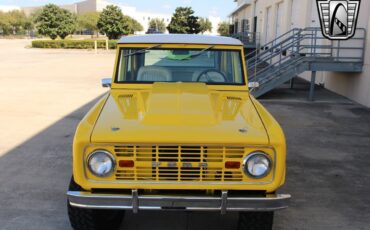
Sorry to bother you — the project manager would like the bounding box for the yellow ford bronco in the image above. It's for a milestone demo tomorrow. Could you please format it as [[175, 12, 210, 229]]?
[[67, 34, 291, 230]]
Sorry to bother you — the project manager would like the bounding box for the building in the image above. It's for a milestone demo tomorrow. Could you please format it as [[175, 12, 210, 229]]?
[[0, 5, 21, 12], [230, 0, 370, 108]]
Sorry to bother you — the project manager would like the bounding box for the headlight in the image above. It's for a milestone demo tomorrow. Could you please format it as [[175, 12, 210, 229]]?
[[243, 152, 271, 178], [87, 150, 116, 177]]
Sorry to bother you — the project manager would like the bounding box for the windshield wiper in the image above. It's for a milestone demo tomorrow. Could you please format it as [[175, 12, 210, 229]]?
[[123, 44, 161, 57], [177, 45, 215, 60]]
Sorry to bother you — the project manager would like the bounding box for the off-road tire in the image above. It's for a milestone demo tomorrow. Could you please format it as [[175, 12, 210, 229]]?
[[67, 177, 125, 230], [237, 211, 274, 230]]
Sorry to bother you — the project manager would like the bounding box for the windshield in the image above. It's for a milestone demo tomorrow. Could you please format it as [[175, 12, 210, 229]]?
[[115, 47, 245, 85]]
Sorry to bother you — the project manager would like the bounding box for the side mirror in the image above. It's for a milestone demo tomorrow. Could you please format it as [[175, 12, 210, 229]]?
[[248, 82, 260, 89], [101, 78, 112, 88]]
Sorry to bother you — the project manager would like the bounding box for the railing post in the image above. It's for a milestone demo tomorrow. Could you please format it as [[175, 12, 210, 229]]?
[[290, 78, 295, 89], [331, 40, 334, 57], [313, 29, 317, 56], [337, 40, 341, 61], [297, 29, 302, 54], [94, 40, 98, 55], [279, 43, 282, 73], [309, 71, 317, 101]]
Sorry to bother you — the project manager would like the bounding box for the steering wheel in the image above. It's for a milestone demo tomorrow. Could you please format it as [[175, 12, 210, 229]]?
[[195, 69, 227, 83]]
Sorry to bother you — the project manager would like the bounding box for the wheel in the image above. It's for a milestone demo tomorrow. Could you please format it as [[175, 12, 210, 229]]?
[[67, 177, 125, 230], [237, 211, 274, 230]]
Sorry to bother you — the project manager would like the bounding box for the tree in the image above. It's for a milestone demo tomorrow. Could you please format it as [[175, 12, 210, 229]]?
[[57, 10, 77, 39], [218, 21, 231, 36], [97, 5, 127, 39], [148, 18, 166, 33], [167, 7, 201, 34], [199, 17, 212, 34], [35, 4, 77, 40], [124, 15, 143, 34], [78, 12, 100, 37], [7, 10, 27, 35], [0, 10, 32, 36], [0, 12, 12, 35]]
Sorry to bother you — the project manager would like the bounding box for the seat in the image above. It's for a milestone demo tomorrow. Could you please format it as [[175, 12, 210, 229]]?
[[137, 66, 172, 82]]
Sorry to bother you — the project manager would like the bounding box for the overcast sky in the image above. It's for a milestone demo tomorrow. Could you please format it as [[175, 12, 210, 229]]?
[[1, 0, 235, 19]]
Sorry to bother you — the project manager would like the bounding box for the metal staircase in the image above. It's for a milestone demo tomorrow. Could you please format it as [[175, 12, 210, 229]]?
[[246, 27, 366, 99]]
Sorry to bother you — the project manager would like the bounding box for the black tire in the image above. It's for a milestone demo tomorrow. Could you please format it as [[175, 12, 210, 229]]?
[[237, 211, 274, 230], [67, 177, 125, 230]]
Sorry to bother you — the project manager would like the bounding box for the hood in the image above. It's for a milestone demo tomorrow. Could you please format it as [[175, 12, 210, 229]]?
[[91, 83, 268, 145]]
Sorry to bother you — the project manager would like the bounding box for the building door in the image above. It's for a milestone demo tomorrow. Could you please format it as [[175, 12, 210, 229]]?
[[276, 2, 284, 40], [310, 0, 320, 27], [265, 7, 272, 43], [290, 0, 299, 29], [253, 0, 258, 33]]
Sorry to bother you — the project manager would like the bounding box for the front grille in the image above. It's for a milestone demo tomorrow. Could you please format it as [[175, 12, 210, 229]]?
[[114, 145, 245, 182]]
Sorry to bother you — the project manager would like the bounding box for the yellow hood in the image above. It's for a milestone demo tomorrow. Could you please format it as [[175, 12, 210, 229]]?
[[91, 83, 268, 145]]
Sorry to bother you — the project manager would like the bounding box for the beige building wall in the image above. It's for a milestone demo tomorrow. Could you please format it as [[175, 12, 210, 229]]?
[[22, 4, 78, 16], [324, 1, 370, 107], [230, 0, 370, 107], [77, 0, 97, 14]]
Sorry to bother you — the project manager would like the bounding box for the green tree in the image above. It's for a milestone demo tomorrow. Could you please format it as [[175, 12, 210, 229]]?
[[218, 21, 230, 36], [78, 12, 100, 37], [97, 5, 127, 39], [148, 18, 166, 33], [57, 10, 77, 39], [199, 17, 212, 34], [124, 15, 143, 34], [7, 10, 27, 35], [0, 12, 12, 35], [35, 4, 77, 39], [167, 7, 201, 34]]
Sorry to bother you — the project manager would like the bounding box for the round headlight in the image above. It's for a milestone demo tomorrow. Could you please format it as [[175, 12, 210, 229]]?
[[87, 150, 116, 177], [243, 152, 271, 178]]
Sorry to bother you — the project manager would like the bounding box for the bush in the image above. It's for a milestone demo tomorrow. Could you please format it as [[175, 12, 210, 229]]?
[[31, 39, 117, 49]]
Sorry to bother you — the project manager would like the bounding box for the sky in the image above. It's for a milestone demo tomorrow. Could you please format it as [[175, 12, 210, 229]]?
[[0, 0, 235, 19]]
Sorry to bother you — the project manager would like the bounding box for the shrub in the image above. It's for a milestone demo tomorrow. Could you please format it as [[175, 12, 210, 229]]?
[[31, 39, 117, 49]]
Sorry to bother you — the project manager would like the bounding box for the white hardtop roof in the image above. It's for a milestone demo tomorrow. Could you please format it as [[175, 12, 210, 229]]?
[[118, 34, 243, 46]]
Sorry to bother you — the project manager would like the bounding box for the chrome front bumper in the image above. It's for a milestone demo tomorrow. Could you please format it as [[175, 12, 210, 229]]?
[[67, 190, 291, 214]]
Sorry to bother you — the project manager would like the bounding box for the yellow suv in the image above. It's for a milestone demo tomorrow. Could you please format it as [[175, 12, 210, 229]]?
[[67, 34, 290, 230]]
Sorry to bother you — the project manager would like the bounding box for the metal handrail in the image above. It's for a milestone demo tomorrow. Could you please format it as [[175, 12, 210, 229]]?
[[247, 28, 301, 60], [229, 31, 260, 45], [247, 27, 366, 87]]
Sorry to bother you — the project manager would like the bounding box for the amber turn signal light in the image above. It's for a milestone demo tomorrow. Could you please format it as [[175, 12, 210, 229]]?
[[225, 161, 241, 169], [119, 160, 135, 168]]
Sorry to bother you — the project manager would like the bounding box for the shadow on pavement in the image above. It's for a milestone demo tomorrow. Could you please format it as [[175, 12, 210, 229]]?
[[0, 94, 238, 230], [0, 96, 103, 230]]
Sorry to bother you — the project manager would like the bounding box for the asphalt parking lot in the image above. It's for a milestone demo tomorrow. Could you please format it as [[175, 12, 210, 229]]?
[[0, 40, 369, 230]]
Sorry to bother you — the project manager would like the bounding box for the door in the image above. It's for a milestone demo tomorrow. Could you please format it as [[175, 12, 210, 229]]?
[[290, 0, 299, 29], [276, 2, 284, 40], [254, 16, 258, 33], [265, 7, 272, 43], [310, 0, 320, 27], [253, 0, 258, 33]]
